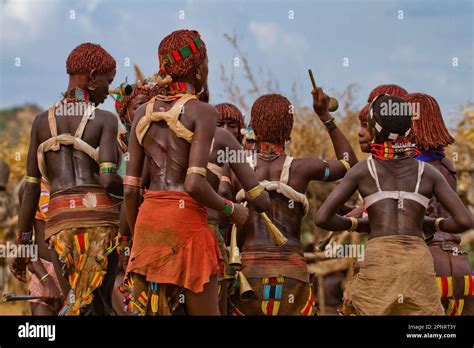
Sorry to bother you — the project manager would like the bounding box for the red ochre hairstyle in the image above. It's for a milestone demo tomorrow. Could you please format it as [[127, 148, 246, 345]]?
[[404, 93, 454, 150], [215, 103, 245, 129], [251, 94, 293, 144], [158, 29, 207, 78], [66, 43, 116, 76], [367, 84, 408, 103], [358, 103, 370, 122]]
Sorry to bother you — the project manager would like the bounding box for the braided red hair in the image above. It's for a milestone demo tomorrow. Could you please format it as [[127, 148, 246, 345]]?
[[251, 94, 293, 144], [405, 93, 454, 150], [158, 30, 207, 78], [367, 84, 408, 103], [66, 43, 116, 76]]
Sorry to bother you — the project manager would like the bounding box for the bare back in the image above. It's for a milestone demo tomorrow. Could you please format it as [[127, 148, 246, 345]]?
[[355, 157, 435, 238], [34, 108, 116, 194], [242, 155, 308, 250]]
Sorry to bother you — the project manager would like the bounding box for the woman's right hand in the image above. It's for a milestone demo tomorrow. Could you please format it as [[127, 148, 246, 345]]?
[[42, 277, 63, 311], [230, 203, 249, 228]]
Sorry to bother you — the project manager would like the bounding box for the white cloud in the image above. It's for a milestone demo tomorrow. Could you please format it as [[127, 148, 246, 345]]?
[[248, 21, 308, 54], [0, 0, 60, 45]]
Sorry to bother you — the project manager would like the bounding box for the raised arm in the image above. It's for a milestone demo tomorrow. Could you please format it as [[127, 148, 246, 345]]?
[[302, 87, 358, 182], [98, 111, 123, 196], [184, 103, 248, 227]]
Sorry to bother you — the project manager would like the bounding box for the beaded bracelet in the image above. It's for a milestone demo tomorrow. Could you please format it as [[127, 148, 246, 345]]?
[[322, 160, 330, 181], [100, 162, 118, 175], [223, 199, 234, 216]]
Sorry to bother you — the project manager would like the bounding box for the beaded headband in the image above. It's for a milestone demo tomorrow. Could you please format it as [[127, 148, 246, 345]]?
[[158, 32, 203, 68]]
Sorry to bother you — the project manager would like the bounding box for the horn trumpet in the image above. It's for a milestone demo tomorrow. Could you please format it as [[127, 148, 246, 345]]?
[[109, 83, 133, 97], [260, 212, 288, 246], [229, 224, 242, 268], [237, 271, 255, 301]]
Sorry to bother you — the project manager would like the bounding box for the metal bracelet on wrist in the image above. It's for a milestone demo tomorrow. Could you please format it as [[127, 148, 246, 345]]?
[[323, 117, 337, 132]]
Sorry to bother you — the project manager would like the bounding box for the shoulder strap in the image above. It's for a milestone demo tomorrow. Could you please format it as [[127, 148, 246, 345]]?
[[136, 94, 196, 145], [48, 107, 58, 138], [74, 104, 96, 139], [280, 156, 294, 184], [367, 157, 382, 192], [145, 96, 157, 118], [169, 94, 195, 115], [414, 161, 425, 193]]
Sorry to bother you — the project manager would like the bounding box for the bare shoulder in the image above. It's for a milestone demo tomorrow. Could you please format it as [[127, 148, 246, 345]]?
[[422, 161, 444, 182], [94, 108, 117, 124], [134, 101, 149, 121], [345, 159, 369, 179], [33, 109, 49, 125], [31, 109, 49, 135], [188, 100, 219, 122]]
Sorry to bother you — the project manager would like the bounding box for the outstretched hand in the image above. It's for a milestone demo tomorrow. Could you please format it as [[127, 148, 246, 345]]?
[[311, 87, 331, 120]]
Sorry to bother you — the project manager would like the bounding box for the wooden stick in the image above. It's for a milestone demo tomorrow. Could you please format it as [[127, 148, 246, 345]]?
[[308, 68, 339, 112], [2, 293, 44, 302], [308, 69, 317, 90]]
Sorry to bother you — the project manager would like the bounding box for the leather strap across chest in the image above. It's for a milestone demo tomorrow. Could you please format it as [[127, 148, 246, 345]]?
[[37, 104, 98, 181], [135, 94, 197, 145], [236, 156, 309, 215]]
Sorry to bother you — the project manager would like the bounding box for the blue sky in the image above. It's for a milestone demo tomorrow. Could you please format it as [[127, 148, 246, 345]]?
[[0, 0, 473, 123]]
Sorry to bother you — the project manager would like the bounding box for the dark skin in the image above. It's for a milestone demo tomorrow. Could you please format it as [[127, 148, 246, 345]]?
[[216, 119, 240, 141], [315, 142, 473, 238], [124, 94, 149, 133], [206, 126, 270, 315], [242, 87, 358, 251], [353, 111, 472, 236], [113, 93, 151, 315], [18, 181, 58, 314], [124, 57, 248, 315], [358, 116, 373, 154], [14, 67, 121, 312], [230, 88, 357, 314], [208, 129, 270, 219]]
